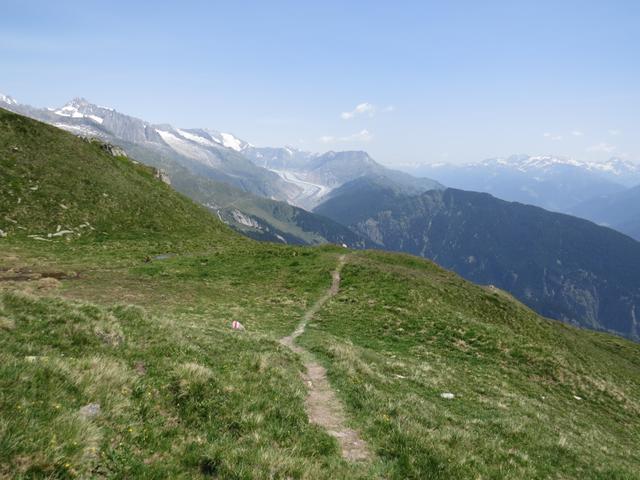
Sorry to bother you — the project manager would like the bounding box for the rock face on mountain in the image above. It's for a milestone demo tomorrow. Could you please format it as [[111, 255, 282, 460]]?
[[316, 183, 640, 340], [405, 155, 639, 214]]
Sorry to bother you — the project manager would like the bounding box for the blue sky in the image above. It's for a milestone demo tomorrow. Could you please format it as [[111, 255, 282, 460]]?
[[2, 0, 639, 165]]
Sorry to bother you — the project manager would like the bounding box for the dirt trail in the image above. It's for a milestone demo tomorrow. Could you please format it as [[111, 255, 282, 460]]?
[[280, 255, 370, 462]]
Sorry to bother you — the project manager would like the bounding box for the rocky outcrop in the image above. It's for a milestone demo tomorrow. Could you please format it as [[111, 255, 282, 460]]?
[[79, 136, 127, 157], [154, 168, 171, 185], [100, 143, 127, 157]]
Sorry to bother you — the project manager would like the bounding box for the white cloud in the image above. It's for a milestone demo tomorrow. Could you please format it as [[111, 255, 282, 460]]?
[[543, 132, 563, 141], [341, 102, 375, 120], [571, 130, 584, 136], [349, 129, 373, 142], [340, 102, 393, 120], [608, 129, 621, 136], [586, 142, 616, 153], [320, 129, 373, 143]]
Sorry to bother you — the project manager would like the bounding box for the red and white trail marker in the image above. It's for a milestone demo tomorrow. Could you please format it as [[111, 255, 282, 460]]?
[[231, 320, 245, 331]]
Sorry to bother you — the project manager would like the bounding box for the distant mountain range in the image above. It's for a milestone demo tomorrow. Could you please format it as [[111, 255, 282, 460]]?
[[405, 154, 640, 214], [315, 179, 640, 340], [0, 93, 439, 245]]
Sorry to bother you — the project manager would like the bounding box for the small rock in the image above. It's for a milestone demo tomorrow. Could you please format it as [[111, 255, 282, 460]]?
[[79, 403, 101, 419], [440, 392, 455, 400]]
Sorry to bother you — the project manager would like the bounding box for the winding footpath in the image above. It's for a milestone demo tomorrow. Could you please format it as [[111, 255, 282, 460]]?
[[279, 255, 370, 462]]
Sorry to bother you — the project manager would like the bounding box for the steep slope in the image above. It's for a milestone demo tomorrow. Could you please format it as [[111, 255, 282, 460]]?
[[571, 184, 640, 241], [0, 108, 230, 242], [314, 175, 415, 229], [408, 155, 633, 213], [1, 96, 298, 201], [1, 108, 640, 478], [174, 175, 375, 247], [1, 96, 375, 247], [111, 140, 371, 247], [316, 185, 640, 340]]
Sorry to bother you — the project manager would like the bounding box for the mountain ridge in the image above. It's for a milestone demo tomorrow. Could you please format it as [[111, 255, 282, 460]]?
[[403, 154, 639, 214]]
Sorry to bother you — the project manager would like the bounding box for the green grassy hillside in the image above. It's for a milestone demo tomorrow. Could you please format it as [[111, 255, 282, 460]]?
[[0, 109, 231, 242], [315, 183, 640, 340], [1, 110, 640, 479], [301, 251, 640, 478], [122, 141, 372, 247]]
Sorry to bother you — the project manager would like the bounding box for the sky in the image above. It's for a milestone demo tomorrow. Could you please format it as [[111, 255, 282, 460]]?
[[1, 0, 639, 166]]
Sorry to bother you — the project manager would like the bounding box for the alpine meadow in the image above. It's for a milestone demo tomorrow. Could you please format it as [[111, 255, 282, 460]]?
[[2, 2, 640, 479]]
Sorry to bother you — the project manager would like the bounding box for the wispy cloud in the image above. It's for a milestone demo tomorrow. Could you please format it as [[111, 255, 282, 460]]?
[[340, 102, 393, 120], [543, 132, 563, 141], [571, 130, 584, 137], [608, 129, 621, 136], [587, 142, 616, 153], [341, 102, 375, 119], [320, 129, 373, 143]]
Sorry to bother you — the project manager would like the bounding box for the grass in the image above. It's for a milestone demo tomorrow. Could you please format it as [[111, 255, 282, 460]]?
[[3, 241, 640, 478], [0, 108, 230, 242], [2, 108, 640, 478], [0, 241, 383, 479], [299, 251, 640, 479]]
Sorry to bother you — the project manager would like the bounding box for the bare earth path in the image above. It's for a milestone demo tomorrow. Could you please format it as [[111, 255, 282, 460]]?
[[280, 255, 370, 462]]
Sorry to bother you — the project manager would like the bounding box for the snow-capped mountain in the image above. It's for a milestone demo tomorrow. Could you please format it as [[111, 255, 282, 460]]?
[[475, 154, 640, 184], [404, 154, 639, 214], [1, 93, 440, 210], [0, 94, 301, 201], [0, 93, 17, 106], [52, 97, 106, 123]]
